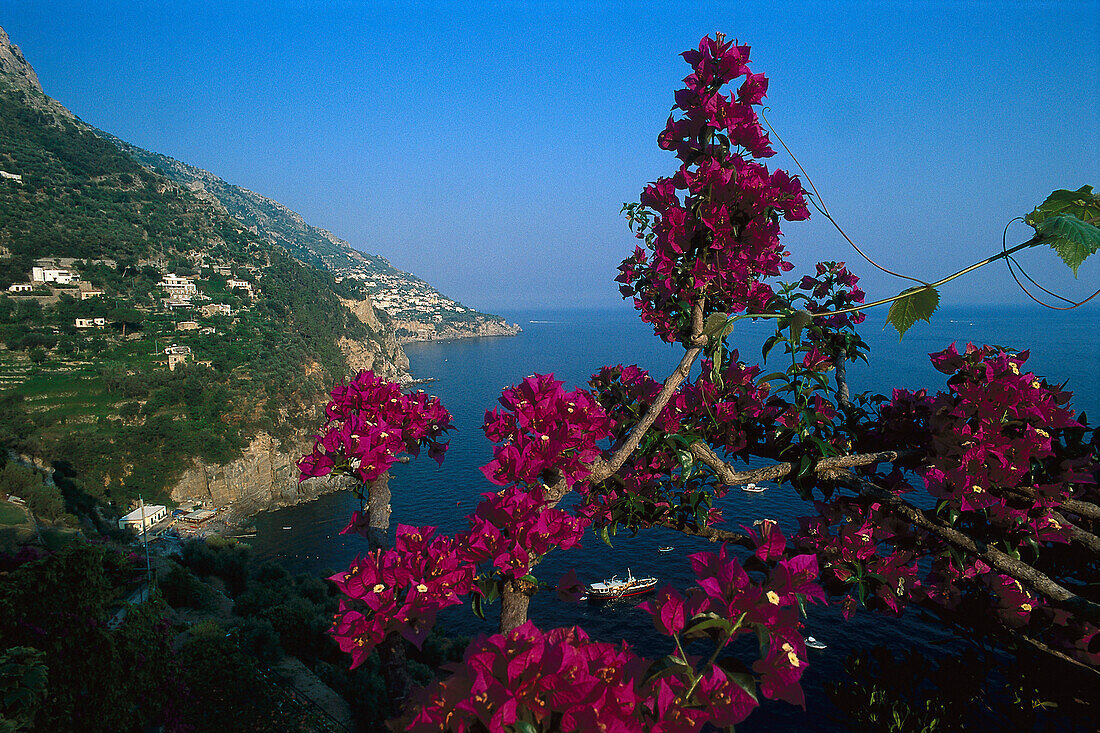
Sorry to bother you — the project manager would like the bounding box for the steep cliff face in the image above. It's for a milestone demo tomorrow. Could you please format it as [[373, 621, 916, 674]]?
[[167, 295, 410, 514], [339, 296, 411, 380], [169, 432, 351, 514], [0, 28, 42, 94]]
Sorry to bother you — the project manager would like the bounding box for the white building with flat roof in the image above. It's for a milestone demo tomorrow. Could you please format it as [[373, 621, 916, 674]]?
[[118, 505, 167, 532], [31, 267, 79, 285], [158, 273, 197, 297], [164, 344, 192, 371]]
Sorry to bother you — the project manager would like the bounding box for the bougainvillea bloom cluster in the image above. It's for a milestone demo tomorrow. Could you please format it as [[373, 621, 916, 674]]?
[[330, 524, 476, 667], [462, 485, 588, 580], [922, 344, 1081, 518], [617, 34, 809, 341], [797, 262, 866, 332], [298, 370, 453, 483], [579, 359, 774, 530], [797, 498, 922, 619], [404, 541, 823, 732], [799, 344, 1097, 662], [481, 373, 611, 488]]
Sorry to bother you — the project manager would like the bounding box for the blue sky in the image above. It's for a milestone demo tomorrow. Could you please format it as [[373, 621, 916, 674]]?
[[3, 1, 1097, 313]]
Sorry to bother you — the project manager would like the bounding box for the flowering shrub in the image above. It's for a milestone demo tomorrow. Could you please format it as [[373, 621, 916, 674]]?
[[796, 344, 1098, 660], [463, 485, 589, 582], [298, 370, 452, 483], [618, 34, 807, 342], [330, 524, 476, 666], [303, 31, 1099, 730], [403, 542, 822, 732]]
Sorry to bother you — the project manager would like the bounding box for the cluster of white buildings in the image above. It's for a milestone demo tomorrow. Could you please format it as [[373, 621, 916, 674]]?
[[158, 272, 253, 308], [164, 344, 192, 371], [8, 265, 103, 300], [345, 269, 470, 320], [157, 273, 197, 298]]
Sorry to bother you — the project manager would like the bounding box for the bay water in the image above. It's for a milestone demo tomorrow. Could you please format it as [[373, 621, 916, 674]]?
[[248, 303, 1098, 729]]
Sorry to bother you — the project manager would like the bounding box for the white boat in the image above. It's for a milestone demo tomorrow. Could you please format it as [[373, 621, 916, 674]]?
[[585, 569, 658, 601], [657, 546, 674, 553], [805, 636, 827, 650], [741, 482, 767, 493]]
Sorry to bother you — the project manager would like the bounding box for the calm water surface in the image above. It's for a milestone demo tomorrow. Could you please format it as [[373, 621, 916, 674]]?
[[249, 304, 1099, 729]]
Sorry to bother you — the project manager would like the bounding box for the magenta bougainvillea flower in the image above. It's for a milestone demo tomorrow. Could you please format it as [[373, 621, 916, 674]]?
[[298, 370, 453, 484], [481, 373, 611, 488]]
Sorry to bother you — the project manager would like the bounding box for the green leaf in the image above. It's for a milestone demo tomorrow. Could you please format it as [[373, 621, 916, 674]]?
[[755, 623, 769, 653], [647, 653, 694, 680], [788, 308, 813, 345], [1036, 214, 1100, 276], [762, 334, 784, 362], [727, 672, 759, 704], [682, 613, 731, 641], [703, 311, 731, 339], [1025, 185, 1100, 229], [512, 722, 539, 733], [471, 592, 485, 620], [676, 449, 694, 470], [885, 286, 939, 339]]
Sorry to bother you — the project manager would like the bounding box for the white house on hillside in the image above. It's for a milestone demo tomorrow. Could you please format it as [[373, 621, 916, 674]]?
[[118, 505, 167, 532], [164, 344, 192, 371], [31, 267, 79, 285], [200, 303, 232, 318], [158, 273, 197, 297]]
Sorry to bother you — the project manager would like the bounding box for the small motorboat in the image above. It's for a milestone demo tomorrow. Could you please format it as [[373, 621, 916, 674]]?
[[586, 569, 658, 601], [282, 526, 292, 530], [741, 482, 767, 493], [657, 546, 674, 553], [805, 636, 827, 650]]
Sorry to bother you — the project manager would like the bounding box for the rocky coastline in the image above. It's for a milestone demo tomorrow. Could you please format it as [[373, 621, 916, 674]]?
[[394, 316, 522, 343]]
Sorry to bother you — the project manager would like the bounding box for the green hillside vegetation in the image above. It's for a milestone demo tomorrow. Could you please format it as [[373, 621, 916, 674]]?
[[0, 532, 465, 731], [0, 80, 383, 511], [109, 136, 515, 329]]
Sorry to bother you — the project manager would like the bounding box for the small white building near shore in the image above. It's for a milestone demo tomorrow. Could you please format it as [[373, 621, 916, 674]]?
[[118, 505, 167, 532]]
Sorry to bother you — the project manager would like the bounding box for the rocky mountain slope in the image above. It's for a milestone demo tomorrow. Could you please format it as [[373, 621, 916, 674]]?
[[106, 137, 520, 342], [0, 25, 409, 515]]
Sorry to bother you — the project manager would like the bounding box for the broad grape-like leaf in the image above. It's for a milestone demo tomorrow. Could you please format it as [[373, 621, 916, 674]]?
[[1025, 185, 1099, 229], [702, 311, 732, 340], [1036, 214, 1100, 277], [1025, 185, 1100, 276], [885, 286, 939, 339]]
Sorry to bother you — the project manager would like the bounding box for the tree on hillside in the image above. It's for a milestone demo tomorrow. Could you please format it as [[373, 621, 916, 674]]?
[[107, 305, 142, 337], [300, 34, 1099, 731]]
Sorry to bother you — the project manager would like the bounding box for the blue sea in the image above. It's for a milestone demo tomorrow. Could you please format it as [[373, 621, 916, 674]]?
[[248, 304, 1098, 729]]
